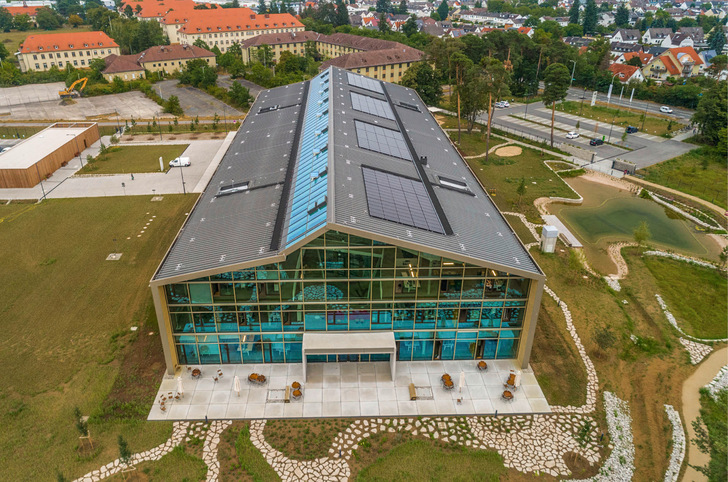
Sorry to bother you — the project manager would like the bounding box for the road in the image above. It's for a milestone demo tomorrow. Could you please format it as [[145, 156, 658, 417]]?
[[560, 85, 695, 122], [480, 102, 694, 169]]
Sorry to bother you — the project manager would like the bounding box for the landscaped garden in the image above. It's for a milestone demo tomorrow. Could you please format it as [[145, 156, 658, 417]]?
[[78, 144, 189, 175]]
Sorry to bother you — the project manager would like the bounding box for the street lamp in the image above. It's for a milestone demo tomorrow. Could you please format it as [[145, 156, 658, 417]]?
[[569, 60, 577, 88], [34, 162, 46, 200]]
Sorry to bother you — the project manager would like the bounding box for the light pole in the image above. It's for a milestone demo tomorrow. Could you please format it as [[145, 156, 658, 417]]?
[[68, 133, 83, 167], [179, 164, 186, 194], [34, 162, 46, 200]]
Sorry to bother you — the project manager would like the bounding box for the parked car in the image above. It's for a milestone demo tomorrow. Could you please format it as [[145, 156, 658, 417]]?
[[659, 106, 673, 114], [589, 138, 604, 146], [566, 131, 580, 139], [169, 156, 191, 167], [625, 126, 639, 134], [494, 101, 510, 108]]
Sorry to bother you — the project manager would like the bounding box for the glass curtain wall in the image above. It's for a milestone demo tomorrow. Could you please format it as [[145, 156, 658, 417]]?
[[166, 231, 531, 365]]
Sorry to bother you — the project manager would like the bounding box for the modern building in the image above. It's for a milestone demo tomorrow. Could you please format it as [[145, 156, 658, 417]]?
[[0, 122, 99, 188], [16, 31, 120, 72], [101, 44, 216, 81], [150, 67, 545, 377]]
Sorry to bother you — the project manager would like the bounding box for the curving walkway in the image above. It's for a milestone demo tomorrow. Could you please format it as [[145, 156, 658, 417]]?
[[681, 347, 728, 482]]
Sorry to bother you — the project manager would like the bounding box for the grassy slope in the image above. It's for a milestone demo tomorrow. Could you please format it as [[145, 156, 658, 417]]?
[[356, 439, 506, 482], [0, 195, 198, 480], [79, 144, 189, 175], [642, 256, 727, 339], [637, 147, 727, 209], [466, 146, 579, 222]]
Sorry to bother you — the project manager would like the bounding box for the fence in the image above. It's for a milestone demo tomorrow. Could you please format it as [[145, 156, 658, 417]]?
[[492, 124, 564, 151]]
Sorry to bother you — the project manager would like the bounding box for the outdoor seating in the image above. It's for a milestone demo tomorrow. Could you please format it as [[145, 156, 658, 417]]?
[[291, 389, 302, 400], [409, 383, 417, 400], [504, 373, 516, 390], [191, 368, 202, 379], [217, 369, 223, 378], [284, 386, 291, 403], [442, 374, 454, 390], [248, 373, 267, 385], [502, 390, 514, 402], [292, 381, 301, 390], [477, 361, 488, 371]]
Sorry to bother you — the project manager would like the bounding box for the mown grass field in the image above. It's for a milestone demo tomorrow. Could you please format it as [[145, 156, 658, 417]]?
[[451, 131, 506, 157], [0, 195, 198, 480], [637, 147, 727, 210], [78, 144, 189, 175], [556, 101, 677, 137]]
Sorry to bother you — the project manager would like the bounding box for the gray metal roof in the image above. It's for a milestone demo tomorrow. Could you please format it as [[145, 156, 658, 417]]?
[[153, 67, 542, 282]]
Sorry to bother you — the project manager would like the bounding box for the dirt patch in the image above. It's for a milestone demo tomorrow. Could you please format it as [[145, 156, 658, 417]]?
[[495, 145, 522, 157], [264, 418, 351, 460]]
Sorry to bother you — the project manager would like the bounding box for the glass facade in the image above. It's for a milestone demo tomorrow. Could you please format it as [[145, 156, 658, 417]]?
[[164, 231, 532, 366]]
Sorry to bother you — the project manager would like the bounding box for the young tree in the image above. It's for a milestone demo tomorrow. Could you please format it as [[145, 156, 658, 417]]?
[[255, 44, 274, 67], [481, 57, 510, 162], [568, 0, 580, 25], [0, 7, 13, 32], [450, 51, 473, 143], [542, 63, 571, 147], [437, 0, 449, 21], [378, 12, 390, 33], [123, 4, 133, 17], [179, 59, 218, 88], [582, 0, 598, 35], [458, 65, 488, 134], [614, 4, 629, 28], [400, 61, 442, 105], [516, 177, 526, 206], [13, 14, 32, 31], [164, 95, 183, 116], [402, 15, 418, 36], [625, 56, 642, 67], [118, 435, 132, 471], [633, 220, 650, 246], [229, 81, 252, 108]]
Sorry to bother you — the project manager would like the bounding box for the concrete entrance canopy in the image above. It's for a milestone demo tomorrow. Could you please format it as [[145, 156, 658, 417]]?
[[302, 332, 396, 381]]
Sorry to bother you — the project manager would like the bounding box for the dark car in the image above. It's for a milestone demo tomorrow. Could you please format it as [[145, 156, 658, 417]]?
[[626, 126, 639, 134], [589, 138, 604, 146]]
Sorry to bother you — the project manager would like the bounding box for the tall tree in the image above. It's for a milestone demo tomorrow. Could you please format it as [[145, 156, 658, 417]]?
[[437, 0, 449, 21], [375, 0, 392, 13], [691, 83, 727, 146], [614, 4, 629, 28], [450, 51, 473, 143], [378, 12, 391, 32], [708, 26, 726, 53], [400, 62, 442, 105], [458, 65, 488, 134], [13, 14, 32, 31], [257, 0, 267, 14], [568, 0, 580, 25], [0, 7, 13, 32], [402, 15, 417, 36], [582, 0, 598, 35], [481, 57, 511, 162], [542, 63, 570, 147], [397, 0, 407, 14], [335, 1, 350, 26]]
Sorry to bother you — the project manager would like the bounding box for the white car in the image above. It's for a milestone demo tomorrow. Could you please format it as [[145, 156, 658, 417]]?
[[169, 156, 191, 167], [498, 101, 510, 108], [659, 106, 673, 114], [566, 131, 580, 139]]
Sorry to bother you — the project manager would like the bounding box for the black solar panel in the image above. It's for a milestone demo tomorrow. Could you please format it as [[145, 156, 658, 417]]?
[[351, 92, 395, 120], [362, 167, 445, 234], [347, 72, 384, 93], [355, 120, 412, 160]]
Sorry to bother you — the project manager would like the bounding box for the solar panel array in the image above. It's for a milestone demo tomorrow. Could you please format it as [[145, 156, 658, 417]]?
[[362, 167, 445, 234], [347, 72, 383, 93], [355, 120, 412, 161], [350, 92, 395, 120]]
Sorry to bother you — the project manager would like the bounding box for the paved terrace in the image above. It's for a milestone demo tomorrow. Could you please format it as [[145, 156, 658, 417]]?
[[148, 360, 550, 421]]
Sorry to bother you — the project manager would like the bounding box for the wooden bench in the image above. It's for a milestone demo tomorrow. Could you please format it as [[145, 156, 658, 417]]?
[[284, 386, 291, 403], [409, 383, 417, 401]]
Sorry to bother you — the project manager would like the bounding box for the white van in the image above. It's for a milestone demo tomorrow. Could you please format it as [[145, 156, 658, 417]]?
[[169, 157, 191, 167]]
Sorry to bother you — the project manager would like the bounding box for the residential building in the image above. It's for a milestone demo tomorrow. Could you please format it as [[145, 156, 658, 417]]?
[[642, 27, 672, 45], [614, 51, 653, 65], [16, 31, 120, 72], [661, 32, 694, 49], [149, 67, 545, 376], [120, 0, 196, 22], [5, 5, 41, 25], [177, 9, 305, 52], [320, 47, 424, 82], [608, 62, 645, 82], [611, 28, 641, 43], [642, 46, 704, 81], [610, 42, 642, 57], [101, 44, 215, 81]]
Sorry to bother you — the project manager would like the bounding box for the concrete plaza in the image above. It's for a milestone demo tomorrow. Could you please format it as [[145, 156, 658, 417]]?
[[148, 360, 550, 421]]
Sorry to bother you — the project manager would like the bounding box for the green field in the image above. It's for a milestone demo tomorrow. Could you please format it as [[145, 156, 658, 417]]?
[[0, 195, 198, 480], [637, 147, 727, 210], [356, 439, 506, 481], [79, 144, 189, 175], [0, 26, 92, 57], [452, 131, 505, 157], [643, 256, 727, 339], [556, 101, 677, 137], [465, 145, 579, 222]]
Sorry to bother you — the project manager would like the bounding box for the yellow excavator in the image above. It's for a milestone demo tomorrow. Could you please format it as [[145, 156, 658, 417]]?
[[59, 77, 88, 99]]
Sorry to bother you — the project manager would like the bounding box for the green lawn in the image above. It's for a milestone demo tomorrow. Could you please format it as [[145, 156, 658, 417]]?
[[0, 195, 198, 480], [357, 439, 506, 481], [637, 147, 727, 210], [126, 446, 207, 481], [0, 26, 92, 57], [642, 256, 727, 339], [236, 424, 279, 481], [556, 101, 677, 137], [79, 144, 189, 175], [452, 131, 505, 157], [465, 145, 579, 222]]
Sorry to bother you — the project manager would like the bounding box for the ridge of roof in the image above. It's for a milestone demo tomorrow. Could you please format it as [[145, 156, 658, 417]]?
[[18, 31, 118, 54]]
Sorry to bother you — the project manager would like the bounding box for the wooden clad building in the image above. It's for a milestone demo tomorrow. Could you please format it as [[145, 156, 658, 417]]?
[[0, 123, 99, 189]]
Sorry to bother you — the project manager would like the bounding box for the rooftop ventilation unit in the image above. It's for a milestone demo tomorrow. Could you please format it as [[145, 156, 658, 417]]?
[[307, 195, 327, 215], [399, 101, 421, 112], [438, 176, 471, 193], [216, 181, 249, 197], [258, 104, 280, 114]]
